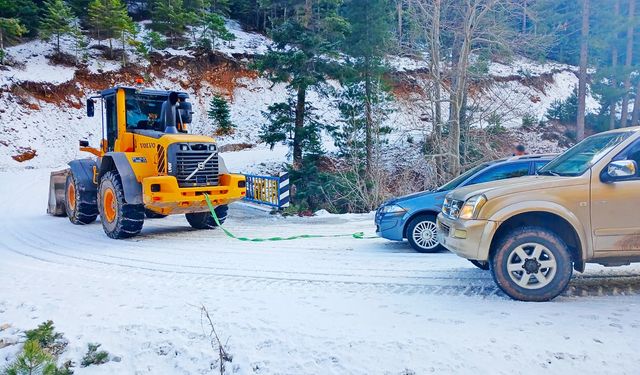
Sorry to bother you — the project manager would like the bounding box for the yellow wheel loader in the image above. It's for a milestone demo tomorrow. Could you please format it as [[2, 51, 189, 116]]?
[[47, 85, 246, 239]]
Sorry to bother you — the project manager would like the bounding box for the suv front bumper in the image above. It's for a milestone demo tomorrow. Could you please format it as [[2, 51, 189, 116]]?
[[436, 213, 498, 261]]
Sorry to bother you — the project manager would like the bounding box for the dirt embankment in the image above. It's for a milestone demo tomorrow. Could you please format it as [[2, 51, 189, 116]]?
[[3, 51, 257, 111]]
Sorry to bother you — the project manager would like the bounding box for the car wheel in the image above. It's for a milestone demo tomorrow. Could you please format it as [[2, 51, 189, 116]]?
[[406, 214, 444, 253], [490, 226, 572, 302]]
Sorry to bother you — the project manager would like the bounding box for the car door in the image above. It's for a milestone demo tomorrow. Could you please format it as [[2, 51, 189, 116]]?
[[591, 140, 640, 251], [465, 161, 531, 186]]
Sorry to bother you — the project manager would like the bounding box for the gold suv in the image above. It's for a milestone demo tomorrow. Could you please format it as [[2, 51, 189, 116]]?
[[437, 127, 640, 301]]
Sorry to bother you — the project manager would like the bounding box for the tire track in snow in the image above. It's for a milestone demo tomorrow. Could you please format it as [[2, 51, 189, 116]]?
[[6, 223, 640, 299]]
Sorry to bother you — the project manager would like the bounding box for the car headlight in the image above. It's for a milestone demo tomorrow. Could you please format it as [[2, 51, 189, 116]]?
[[381, 204, 406, 214], [458, 194, 487, 220]]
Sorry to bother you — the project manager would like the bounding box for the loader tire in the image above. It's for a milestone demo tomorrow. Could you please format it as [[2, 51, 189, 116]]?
[[65, 173, 98, 225], [98, 171, 144, 239], [145, 209, 167, 219], [185, 205, 228, 229]]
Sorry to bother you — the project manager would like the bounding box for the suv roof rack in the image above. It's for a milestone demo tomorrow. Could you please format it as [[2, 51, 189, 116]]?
[[506, 153, 558, 161]]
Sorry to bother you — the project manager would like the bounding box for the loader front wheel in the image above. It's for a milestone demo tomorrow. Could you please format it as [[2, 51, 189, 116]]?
[[98, 171, 144, 239], [185, 205, 228, 229], [65, 173, 98, 225]]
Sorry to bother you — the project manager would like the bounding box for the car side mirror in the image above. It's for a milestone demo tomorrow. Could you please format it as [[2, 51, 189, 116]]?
[[87, 99, 94, 117], [603, 160, 638, 182]]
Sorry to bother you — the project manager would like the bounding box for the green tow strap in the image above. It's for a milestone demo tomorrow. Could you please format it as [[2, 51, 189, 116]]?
[[204, 194, 376, 241]]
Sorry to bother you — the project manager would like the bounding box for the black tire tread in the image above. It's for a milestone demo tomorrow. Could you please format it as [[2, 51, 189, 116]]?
[[145, 209, 168, 219], [490, 226, 573, 302], [98, 171, 144, 239], [185, 205, 228, 229], [65, 173, 98, 225]]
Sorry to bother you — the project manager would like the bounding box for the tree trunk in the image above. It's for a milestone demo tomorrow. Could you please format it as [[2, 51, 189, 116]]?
[[631, 80, 640, 125], [364, 58, 373, 178], [0, 28, 4, 64], [304, 0, 312, 28], [293, 86, 306, 170], [620, 0, 635, 127], [522, 0, 527, 33], [431, 0, 444, 181], [610, 0, 620, 130], [397, 0, 403, 41], [122, 30, 126, 66], [577, 0, 589, 141]]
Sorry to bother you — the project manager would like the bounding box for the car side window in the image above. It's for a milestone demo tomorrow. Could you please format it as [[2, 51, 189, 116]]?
[[468, 162, 530, 185], [613, 140, 640, 178], [534, 161, 549, 173]]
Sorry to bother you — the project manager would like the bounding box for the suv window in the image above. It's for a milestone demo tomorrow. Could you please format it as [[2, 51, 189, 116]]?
[[468, 162, 530, 185], [612, 140, 640, 178], [534, 160, 549, 172]]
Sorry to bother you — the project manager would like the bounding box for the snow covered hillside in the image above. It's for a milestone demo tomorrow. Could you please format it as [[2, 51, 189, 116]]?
[[2, 169, 640, 374], [1, 20, 594, 172]]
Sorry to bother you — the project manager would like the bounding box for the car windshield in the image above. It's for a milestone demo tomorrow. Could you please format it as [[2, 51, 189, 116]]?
[[538, 131, 634, 177], [437, 162, 492, 192]]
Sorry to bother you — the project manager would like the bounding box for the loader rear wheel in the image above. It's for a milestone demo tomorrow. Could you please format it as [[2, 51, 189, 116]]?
[[65, 173, 98, 225], [145, 209, 167, 219], [185, 205, 228, 229], [98, 171, 144, 239]]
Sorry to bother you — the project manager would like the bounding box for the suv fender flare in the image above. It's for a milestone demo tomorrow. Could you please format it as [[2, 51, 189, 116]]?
[[98, 153, 143, 204], [486, 201, 590, 261], [68, 158, 98, 194]]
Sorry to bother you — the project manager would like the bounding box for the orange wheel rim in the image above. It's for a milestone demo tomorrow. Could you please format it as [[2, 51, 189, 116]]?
[[103, 188, 117, 223], [67, 182, 76, 210]]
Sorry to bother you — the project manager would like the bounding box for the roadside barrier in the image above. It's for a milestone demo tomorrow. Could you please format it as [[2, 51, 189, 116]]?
[[244, 172, 290, 209], [204, 194, 377, 241]]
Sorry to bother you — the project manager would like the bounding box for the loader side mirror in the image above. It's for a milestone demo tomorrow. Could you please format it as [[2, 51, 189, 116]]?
[[87, 99, 95, 117]]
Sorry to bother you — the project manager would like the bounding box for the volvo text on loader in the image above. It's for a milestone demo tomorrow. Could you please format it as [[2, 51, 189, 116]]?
[[47, 85, 246, 239]]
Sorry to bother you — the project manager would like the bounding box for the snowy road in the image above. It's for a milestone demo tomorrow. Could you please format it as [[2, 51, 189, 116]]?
[[2, 170, 640, 374]]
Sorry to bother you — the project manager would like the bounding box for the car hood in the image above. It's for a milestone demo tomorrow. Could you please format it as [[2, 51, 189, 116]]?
[[447, 175, 587, 202], [384, 190, 435, 206]]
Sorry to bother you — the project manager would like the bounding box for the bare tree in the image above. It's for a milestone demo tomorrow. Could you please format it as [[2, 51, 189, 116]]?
[[620, 0, 635, 127], [577, 0, 589, 141], [610, 0, 620, 130]]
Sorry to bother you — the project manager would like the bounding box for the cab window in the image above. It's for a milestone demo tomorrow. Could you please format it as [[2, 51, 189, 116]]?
[[125, 94, 165, 131], [468, 162, 530, 185]]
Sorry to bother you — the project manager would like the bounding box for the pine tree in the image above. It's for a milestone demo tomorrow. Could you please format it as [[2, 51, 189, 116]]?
[[255, 0, 349, 169], [144, 30, 167, 52], [88, 0, 134, 60], [208, 95, 236, 135], [151, 0, 201, 44], [0, 18, 27, 64], [198, 13, 233, 51], [0, 0, 38, 37], [340, 0, 393, 176], [71, 18, 88, 63], [39, 0, 75, 55]]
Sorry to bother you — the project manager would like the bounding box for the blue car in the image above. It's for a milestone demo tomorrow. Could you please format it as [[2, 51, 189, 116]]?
[[375, 155, 554, 253]]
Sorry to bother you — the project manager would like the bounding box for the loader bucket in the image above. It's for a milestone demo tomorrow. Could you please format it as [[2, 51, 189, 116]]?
[[47, 169, 69, 216]]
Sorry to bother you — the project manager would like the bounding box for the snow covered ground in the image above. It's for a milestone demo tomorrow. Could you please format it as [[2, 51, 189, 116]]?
[[2, 169, 640, 374]]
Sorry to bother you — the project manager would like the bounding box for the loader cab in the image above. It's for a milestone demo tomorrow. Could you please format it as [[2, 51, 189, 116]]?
[[90, 87, 192, 152]]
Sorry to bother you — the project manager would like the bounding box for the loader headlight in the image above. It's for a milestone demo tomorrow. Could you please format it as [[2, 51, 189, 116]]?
[[458, 194, 487, 220], [208, 144, 216, 151], [381, 204, 406, 214], [179, 144, 189, 151]]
